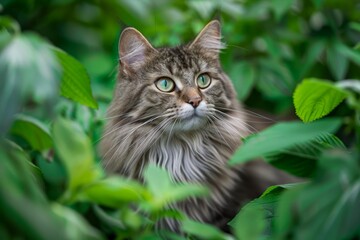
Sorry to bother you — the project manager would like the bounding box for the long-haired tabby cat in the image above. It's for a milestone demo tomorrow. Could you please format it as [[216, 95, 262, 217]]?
[[101, 20, 296, 231]]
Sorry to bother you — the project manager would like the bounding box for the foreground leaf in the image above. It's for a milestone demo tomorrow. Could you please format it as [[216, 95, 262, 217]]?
[[229, 118, 342, 165], [143, 164, 208, 210], [293, 79, 348, 122], [52, 118, 100, 193], [52, 204, 103, 240], [275, 151, 360, 240], [80, 176, 148, 207], [182, 219, 227, 240], [230, 184, 299, 239], [0, 33, 60, 134], [266, 133, 345, 177], [54, 48, 98, 109], [10, 115, 52, 151]]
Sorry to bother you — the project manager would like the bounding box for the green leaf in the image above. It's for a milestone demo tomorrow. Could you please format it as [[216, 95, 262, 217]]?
[[230, 184, 299, 239], [181, 219, 227, 240], [299, 40, 325, 78], [336, 43, 360, 66], [53, 48, 98, 109], [0, 33, 60, 134], [271, 0, 295, 21], [229, 62, 256, 100], [293, 79, 348, 122], [267, 133, 345, 177], [230, 205, 265, 240], [275, 151, 360, 240], [10, 115, 52, 151], [80, 176, 148, 207], [327, 43, 349, 81], [52, 118, 100, 193], [52, 204, 104, 240], [229, 118, 342, 165], [143, 164, 208, 210], [143, 164, 172, 198]]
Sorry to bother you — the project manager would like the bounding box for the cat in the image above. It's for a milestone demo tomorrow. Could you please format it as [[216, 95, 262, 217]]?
[[100, 20, 296, 232]]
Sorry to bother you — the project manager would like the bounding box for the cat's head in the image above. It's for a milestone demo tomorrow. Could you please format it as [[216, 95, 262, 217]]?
[[112, 21, 240, 132]]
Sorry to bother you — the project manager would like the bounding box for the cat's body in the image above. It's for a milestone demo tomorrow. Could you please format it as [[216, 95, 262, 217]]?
[[101, 21, 296, 231]]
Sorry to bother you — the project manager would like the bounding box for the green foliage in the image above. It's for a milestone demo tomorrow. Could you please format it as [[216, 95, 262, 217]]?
[[54, 48, 98, 109], [294, 79, 348, 122], [10, 114, 52, 151], [1, 0, 360, 239], [275, 151, 360, 240], [230, 118, 342, 165]]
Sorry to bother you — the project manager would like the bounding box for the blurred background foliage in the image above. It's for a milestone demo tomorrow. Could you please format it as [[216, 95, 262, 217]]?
[[1, 0, 360, 239]]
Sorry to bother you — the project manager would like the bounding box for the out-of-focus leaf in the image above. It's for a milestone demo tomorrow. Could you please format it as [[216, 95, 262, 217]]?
[[0, 145, 67, 240], [299, 40, 325, 78], [293, 79, 348, 122], [0, 16, 20, 33], [267, 133, 345, 177], [229, 62, 255, 100], [79, 176, 148, 207], [275, 151, 360, 240], [92, 205, 126, 231], [10, 115, 52, 151], [229, 205, 265, 240], [143, 164, 208, 210], [52, 118, 100, 193], [181, 219, 227, 240], [52, 203, 104, 240], [53, 48, 98, 109], [0, 33, 60, 134], [230, 184, 299, 239], [337, 43, 360, 65], [229, 118, 342, 165], [327, 43, 349, 81], [271, 0, 295, 20]]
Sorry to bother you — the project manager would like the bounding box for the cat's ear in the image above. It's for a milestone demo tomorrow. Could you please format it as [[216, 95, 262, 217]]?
[[189, 20, 225, 55], [119, 27, 156, 72]]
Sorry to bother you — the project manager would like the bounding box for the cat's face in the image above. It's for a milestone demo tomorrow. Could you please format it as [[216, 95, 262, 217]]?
[[113, 21, 238, 132]]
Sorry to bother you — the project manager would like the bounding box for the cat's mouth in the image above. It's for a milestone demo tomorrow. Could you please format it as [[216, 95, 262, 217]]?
[[171, 102, 209, 131]]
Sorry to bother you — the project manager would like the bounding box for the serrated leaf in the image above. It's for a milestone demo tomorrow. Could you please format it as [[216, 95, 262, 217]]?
[[52, 118, 100, 192], [54, 48, 98, 109], [10, 115, 52, 151], [293, 79, 348, 122], [229, 118, 342, 165]]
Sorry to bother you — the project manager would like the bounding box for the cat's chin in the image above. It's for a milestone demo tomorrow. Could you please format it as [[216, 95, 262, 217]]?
[[175, 116, 207, 131]]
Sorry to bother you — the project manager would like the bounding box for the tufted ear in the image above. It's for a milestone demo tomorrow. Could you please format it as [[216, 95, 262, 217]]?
[[189, 20, 225, 54], [118, 27, 157, 72]]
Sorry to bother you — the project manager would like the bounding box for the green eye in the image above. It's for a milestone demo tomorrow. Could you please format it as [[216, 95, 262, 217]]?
[[197, 74, 211, 89], [155, 78, 175, 92]]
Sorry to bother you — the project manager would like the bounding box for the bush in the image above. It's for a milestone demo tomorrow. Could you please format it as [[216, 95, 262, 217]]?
[[1, 0, 360, 239]]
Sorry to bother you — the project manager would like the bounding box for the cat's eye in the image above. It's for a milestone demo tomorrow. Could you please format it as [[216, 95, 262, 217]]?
[[155, 78, 175, 92], [197, 73, 211, 89]]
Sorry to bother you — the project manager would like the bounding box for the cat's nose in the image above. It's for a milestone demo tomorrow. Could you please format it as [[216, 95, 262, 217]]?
[[188, 96, 202, 108]]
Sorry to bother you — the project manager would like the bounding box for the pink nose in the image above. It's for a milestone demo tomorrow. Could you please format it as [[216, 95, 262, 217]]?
[[187, 96, 202, 108]]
